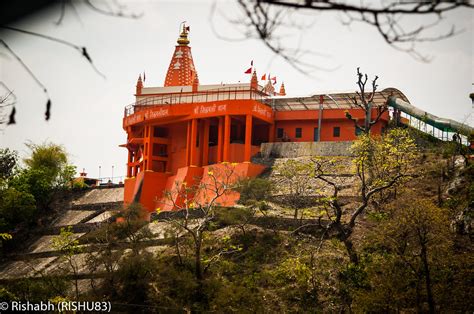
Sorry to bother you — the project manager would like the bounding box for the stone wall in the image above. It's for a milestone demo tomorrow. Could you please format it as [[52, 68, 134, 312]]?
[[260, 141, 354, 158]]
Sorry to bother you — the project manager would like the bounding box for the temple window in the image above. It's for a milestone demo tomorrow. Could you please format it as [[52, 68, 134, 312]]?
[[277, 128, 284, 138], [295, 128, 302, 138]]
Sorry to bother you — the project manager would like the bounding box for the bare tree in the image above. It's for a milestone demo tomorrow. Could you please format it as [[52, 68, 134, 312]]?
[[159, 163, 241, 281], [231, 0, 473, 73], [345, 67, 388, 134], [274, 159, 315, 219]]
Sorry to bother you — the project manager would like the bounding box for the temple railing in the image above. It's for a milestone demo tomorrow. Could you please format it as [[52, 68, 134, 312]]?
[[124, 87, 270, 117]]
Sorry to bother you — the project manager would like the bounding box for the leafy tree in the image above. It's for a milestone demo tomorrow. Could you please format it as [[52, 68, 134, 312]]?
[[0, 148, 18, 180], [84, 203, 151, 303], [8, 142, 76, 210], [114, 251, 157, 305], [114, 202, 151, 255], [274, 159, 315, 219], [0, 187, 36, 232], [356, 196, 456, 313], [309, 128, 418, 263], [23, 142, 76, 188], [51, 226, 83, 300]]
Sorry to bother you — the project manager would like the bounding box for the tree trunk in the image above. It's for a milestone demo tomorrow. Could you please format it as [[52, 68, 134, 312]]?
[[175, 234, 183, 265], [194, 236, 203, 281], [421, 243, 435, 314], [293, 208, 299, 220], [343, 237, 359, 265]]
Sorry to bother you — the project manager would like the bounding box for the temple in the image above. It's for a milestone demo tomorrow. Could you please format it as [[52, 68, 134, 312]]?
[[121, 24, 398, 212]]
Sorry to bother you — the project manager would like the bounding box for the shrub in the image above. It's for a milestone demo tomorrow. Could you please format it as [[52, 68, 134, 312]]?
[[236, 177, 272, 205]]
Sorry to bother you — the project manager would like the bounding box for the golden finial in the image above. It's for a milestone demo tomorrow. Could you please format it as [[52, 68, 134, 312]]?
[[177, 22, 190, 46]]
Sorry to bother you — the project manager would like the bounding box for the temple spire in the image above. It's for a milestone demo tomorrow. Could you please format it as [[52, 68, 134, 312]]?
[[279, 82, 286, 96], [250, 70, 258, 89], [263, 79, 275, 96], [164, 23, 198, 87], [177, 22, 190, 46], [136, 74, 143, 95], [192, 74, 199, 92]]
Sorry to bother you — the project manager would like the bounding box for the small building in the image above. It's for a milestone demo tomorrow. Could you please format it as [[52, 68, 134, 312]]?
[[73, 169, 100, 188], [121, 25, 402, 212]]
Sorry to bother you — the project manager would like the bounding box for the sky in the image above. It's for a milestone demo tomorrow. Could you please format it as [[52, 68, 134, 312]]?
[[1, 0, 473, 181]]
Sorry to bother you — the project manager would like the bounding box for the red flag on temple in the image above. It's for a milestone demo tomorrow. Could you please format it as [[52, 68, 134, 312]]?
[[261, 73, 266, 81], [271, 76, 277, 85], [244, 67, 252, 74], [143, 71, 146, 82]]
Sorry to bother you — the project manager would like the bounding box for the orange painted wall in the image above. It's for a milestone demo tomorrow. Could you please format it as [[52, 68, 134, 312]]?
[[195, 163, 266, 207], [123, 99, 273, 128], [124, 177, 136, 204], [138, 171, 170, 211], [273, 109, 389, 142], [168, 122, 188, 173]]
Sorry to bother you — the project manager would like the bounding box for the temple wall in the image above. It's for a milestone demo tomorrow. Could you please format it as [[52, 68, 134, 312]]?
[[260, 141, 354, 158]]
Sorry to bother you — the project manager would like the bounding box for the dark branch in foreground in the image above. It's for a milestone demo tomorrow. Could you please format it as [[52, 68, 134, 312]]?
[[233, 0, 473, 73]]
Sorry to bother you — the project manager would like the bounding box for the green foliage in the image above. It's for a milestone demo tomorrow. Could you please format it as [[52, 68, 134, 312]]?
[[207, 277, 265, 312], [72, 180, 89, 190], [114, 202, 150, 245], [0, 277, 69, 302], [274, 159, 316, 218], [351, 128, 418, 190], [0, 187, 36, 232], [9, 168, 55, 210], [51, 226, 82, 257], [353, 195, 462, 311], [23, 142, 75, 187], [0, 148, 18, 180], [0, 287, 18, 301], [214, 207, 254, 227], [115, 251, 157, 305], [148, 256, 199, 310], [0, 143, 76, 238], [236, 177, 273, 205]]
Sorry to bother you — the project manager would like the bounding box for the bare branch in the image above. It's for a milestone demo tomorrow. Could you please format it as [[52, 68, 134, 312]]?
[[233, 0, 472, 71], [84, 0, 143, 19]]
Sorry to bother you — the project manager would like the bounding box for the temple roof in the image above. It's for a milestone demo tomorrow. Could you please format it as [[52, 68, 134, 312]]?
[[164, 24, 199, 87], [268, 88, 410, 111]]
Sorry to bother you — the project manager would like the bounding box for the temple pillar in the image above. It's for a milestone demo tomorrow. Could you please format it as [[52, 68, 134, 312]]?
[[202, 120, 210, 166], [217, 117, 224, 163], [185, 120, 191, 166], [144, 125, 153, 170], [269, 123, 275, 142], [244, 114, 253, 162], [190, 119, 198, 167], [166, 137, 172, 172], [223, 115, 231, 162], [198, 120, 205, 166]]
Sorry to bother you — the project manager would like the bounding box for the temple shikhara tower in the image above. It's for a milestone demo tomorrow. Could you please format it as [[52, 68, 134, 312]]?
[[121, 24, 408, 212]]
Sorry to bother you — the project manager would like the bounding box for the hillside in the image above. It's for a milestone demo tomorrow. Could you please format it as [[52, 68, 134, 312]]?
[[0, 130, 472, 312]]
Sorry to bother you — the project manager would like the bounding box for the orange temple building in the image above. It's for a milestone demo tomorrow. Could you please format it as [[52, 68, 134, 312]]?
[[121, 24, 400, 212]]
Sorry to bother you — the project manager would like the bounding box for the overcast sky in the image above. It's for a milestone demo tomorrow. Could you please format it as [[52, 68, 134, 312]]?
[[1, 1, 472, 180]]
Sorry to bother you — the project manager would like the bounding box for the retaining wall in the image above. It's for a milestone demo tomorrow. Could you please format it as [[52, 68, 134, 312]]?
[[260, 141, 354, 158]]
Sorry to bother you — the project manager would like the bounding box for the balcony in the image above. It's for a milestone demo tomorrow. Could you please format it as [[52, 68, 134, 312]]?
[[124, 86, 270, 117]]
